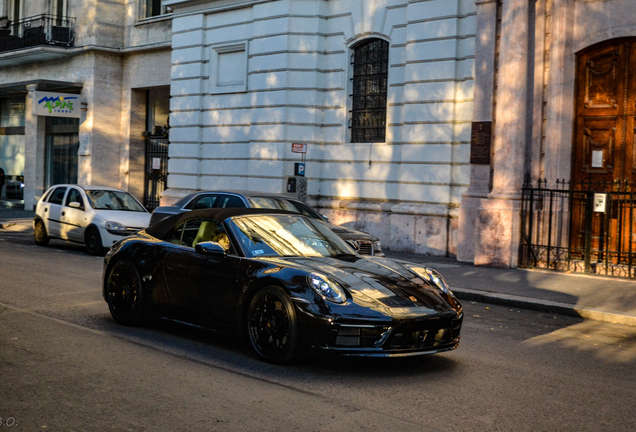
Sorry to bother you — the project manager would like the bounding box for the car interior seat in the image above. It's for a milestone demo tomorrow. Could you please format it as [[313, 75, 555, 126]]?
[[192, 221, 215, 247]]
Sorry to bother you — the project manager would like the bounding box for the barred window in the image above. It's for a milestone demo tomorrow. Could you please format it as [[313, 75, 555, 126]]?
[[350, 39, 389, 143]]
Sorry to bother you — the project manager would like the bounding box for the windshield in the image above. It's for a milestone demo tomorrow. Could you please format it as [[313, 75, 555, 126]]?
[[229, 214, 355, 258], [85, 190, 147, 212], [247, 197, 324, 220]]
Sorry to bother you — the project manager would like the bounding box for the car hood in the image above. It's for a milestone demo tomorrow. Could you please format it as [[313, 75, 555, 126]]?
[[259, 255, 460, 319], [327, 224, 378, 241], [93, 210, 151, 229]]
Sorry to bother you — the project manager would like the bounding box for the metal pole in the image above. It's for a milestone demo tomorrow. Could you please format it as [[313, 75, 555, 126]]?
[[584, 191, 593, 273], [547, 189, 554, 269]]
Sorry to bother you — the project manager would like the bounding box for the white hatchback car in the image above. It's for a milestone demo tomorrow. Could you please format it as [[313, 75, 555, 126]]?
[[34, 185, 151, 255]]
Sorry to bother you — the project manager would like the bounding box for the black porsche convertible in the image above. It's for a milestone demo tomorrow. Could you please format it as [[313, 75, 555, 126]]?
[[103, 208, 463, 363]]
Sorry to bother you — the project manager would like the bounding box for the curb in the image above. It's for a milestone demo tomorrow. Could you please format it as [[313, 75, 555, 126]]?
[[453, 287, 636, 326]]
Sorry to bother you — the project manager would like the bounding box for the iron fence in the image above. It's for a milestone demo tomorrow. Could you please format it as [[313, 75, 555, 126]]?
[[143, 136, 169, 211], [520, 176, 636, 278]]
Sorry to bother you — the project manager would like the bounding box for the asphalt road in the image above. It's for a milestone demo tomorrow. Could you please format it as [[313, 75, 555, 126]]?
[[1, 230, 635, 431]]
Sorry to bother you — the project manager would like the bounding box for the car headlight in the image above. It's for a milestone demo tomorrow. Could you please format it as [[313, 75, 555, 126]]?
[[307, 273, 347, 304], [407, 266, 454, 296], [372, 240, 382, 254], [105, 221, 129, 236]]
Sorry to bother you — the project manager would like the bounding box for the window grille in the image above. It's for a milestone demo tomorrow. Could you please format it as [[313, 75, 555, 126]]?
[[350, 39, 389, 143]]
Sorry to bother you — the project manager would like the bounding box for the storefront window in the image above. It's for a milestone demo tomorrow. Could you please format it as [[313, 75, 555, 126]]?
[[0, 98, 26, 189], [0, 98, 25, 127], [45, 117, 79, 188]]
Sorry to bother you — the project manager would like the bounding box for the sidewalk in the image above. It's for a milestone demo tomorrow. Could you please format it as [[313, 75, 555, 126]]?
[[2, 207, 635, 325], [0, 206, 33, 232]]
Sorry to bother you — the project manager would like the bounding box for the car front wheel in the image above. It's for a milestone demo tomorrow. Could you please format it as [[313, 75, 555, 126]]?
[[106, 260, 147, 326], [247, 286, 299, 363], [33, 220, 50, 246], [85, 227, 105, 256]]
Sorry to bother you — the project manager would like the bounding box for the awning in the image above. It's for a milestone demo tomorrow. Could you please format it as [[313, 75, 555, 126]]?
[[0, 79, 83, 97]]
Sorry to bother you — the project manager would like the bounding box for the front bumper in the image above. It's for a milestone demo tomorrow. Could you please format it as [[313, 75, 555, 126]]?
[[297, 307, 463, 357], [98, 227, 142, 248]]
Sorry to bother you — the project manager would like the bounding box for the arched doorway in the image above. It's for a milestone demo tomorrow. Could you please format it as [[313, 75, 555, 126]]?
[[571, 38, 636, 268]]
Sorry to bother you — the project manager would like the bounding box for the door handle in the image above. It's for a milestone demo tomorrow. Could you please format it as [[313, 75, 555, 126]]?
[[62, 211, 65, 216]]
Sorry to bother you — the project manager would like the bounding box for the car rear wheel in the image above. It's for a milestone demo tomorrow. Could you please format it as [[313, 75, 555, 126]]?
[[85, 227, 105, 256], [106, 260, 146, 326], [247, 286, 299, 364], [33, 220, 50, 246]]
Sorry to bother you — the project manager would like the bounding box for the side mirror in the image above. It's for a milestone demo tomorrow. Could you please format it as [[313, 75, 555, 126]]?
[[69, 202, 83, 210], [321, 214, 330, 222], [195, 241, 227, 258]]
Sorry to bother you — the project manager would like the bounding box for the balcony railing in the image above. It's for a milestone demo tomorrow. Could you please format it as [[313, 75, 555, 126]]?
[[0, 15, 75, 53]]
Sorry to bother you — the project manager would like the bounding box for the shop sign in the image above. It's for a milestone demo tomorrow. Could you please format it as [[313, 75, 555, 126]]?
[[33, 91, 81, 118]]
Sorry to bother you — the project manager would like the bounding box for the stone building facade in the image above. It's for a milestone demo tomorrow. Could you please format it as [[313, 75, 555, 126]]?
[[458, 0, 636, 267], [0, 0, 172, 210], [163, 0, 476, 256], [5, 0, 634, 268], [164, 0, 636, 266]]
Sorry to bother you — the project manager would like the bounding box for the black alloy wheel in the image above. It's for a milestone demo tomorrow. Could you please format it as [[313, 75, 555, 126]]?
[[106, 260, 146, 326], [33, 220, 50, 246], [247, 286, 299, 363], [85, 227, 105, 256]]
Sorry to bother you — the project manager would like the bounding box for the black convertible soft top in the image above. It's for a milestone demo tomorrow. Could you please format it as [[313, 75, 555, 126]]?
[[144, 207, 300, 239]]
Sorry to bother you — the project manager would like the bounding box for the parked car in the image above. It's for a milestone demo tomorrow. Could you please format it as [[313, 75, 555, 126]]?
[[150, 190, 384, 256], [103, 208, 463, 363], [5, 179, 24, 200], [34, 185, 151, 255]]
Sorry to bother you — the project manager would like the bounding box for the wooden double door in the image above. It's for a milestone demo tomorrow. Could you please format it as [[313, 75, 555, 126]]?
[[574, 39, 636, 188], [572, 39, 636, 262]]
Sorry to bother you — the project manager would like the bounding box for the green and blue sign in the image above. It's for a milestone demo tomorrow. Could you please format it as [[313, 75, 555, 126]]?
[[33, 91, 81, 118]]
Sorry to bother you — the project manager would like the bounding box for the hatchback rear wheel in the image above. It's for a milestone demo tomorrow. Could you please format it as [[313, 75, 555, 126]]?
[[34, 220, 50, 246]]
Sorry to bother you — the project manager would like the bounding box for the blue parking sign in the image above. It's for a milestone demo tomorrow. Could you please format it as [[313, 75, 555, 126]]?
[[294, 163, 305, 176]]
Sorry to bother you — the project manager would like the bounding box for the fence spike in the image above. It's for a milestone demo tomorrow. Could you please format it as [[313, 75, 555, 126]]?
[[523, 172, 532, 188]]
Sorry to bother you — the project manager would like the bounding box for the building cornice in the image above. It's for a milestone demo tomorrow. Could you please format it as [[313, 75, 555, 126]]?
[[164, 0, 269, 7], [0, 42, 171, 67], [164, 0, 276, 16]]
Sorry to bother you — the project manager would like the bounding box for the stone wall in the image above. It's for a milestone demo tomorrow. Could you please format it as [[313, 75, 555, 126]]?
[[165, 0, 476, 255], [0, 0, 172, 208], [458, 0, 636, 268]]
